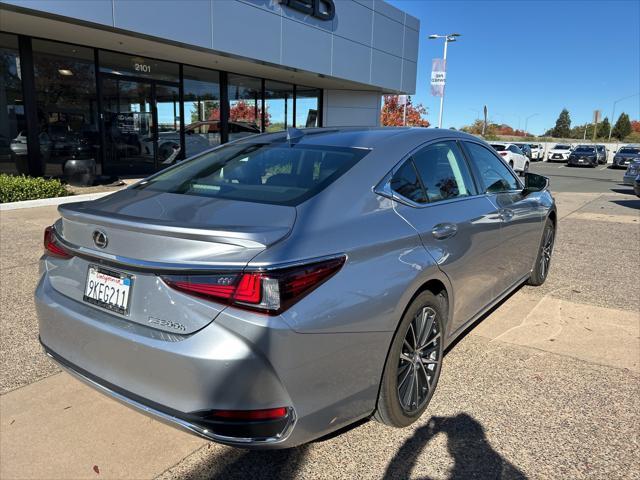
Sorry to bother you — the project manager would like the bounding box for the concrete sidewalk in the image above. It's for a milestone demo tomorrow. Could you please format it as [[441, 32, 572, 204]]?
[[1, 190, 638, 479]]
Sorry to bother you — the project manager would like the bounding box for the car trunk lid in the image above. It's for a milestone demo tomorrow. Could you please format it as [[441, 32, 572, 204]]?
[[46, 189, 296, 334]]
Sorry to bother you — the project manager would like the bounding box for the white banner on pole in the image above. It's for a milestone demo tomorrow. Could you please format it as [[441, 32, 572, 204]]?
[[397, 95, 408, 105], [431, 58, 446, 97]]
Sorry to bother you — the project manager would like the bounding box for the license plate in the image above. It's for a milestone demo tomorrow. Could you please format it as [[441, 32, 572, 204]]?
[[578, 158, 584, 163], [83, 265, 133, 315]]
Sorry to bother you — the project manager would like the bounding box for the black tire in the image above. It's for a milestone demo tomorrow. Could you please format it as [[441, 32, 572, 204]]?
[[375, 291, 445, 428], [528, 218, 555, 286]]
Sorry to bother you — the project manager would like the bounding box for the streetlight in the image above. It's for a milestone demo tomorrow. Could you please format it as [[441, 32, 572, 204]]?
[[428, 33, 461, 128], [608, 93, 639, 141], [524, 113, 539, 135]]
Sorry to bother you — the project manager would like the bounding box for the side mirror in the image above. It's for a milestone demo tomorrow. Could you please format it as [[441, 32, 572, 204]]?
[[523, 172, 549, 195]]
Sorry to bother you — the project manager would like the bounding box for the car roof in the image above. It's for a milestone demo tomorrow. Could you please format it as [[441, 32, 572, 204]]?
[[232, 127, 480, 149]]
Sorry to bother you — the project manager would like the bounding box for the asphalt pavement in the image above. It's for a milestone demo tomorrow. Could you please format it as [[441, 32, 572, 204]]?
[[1, 164, 638, 479]]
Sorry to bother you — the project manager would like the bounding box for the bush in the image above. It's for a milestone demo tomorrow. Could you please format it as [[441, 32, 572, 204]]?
[[0, 174, 72, 203]]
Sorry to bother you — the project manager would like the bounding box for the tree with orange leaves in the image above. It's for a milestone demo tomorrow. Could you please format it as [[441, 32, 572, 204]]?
[[381, 95, 430, 127]]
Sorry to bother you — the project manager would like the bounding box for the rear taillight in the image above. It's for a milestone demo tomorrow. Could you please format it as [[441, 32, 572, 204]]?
[[162, 256, 345, 314], [44, 226, 72, 259], [499, 152, 508, 156]]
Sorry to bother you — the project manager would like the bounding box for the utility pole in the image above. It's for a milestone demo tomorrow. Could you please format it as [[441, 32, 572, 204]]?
[[608, 93, 639, 141]]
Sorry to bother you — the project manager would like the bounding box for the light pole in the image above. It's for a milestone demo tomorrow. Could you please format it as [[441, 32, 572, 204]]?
[[428, 33, 461, 128], [524, 113, 539, 135], [608, 93, 639, 141]]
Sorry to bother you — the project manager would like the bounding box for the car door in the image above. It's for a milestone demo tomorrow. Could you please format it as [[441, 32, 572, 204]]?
[[462, 141, 543, 294], [388, 140, 504, 333]]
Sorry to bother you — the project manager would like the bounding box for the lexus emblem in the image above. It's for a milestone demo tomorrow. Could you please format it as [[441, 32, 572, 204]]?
[[92, 230, 108, 249]]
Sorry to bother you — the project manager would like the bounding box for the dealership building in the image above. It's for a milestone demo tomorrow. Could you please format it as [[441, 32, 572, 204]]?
[[0, 0, 419, 178]]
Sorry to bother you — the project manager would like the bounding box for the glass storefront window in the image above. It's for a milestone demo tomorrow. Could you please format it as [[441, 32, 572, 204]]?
[[183, 65, 221, 157], [227, 74, 262, 141], [32, 40, 99, 177], [99, 50, 179, 83], [264, 81, 293, 133], [0, 33, 28, 174], [295, 86, 321, 128]]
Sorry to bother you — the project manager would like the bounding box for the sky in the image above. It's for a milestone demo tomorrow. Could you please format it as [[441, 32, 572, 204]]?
[[388, 0, 640, 135]]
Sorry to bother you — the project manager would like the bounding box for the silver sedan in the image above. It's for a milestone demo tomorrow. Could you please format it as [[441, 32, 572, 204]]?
[[37, 127, 556, 448]]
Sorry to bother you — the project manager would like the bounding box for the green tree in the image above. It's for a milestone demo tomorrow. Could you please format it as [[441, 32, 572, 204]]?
[[611, 113, 632, 140], [596, 117, 610, 139], [551, 109, 571, 138]]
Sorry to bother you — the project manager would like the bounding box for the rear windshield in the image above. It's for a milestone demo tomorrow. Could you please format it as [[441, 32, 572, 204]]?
[[490, 144, 506, 151], [134, 142, 369, 206], [555, 145, 571, 150], [574, 147, 595, 153], [619, 147, 640, 154]]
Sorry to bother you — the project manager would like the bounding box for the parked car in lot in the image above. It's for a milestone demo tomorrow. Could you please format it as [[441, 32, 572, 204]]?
[[612, 145, 640, 169], [528, 143, 545, 161], [490, 143, 530, 174], [547, 144, 573, 162], [36, 127, 556, 449], [634, 175, 640, 197], [623, 160, 640, 186], [567, 145, 598, 167], [512, 143, 533, 160], [595, 144, 607, 164]]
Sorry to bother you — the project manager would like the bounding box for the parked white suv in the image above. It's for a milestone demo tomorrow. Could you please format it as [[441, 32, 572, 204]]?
[[547, 144, 573, 162], [529, 143, 544, 161], [490, 143, 529, 174]]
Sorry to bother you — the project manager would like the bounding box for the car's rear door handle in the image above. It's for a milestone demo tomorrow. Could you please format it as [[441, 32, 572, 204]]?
[[431, 223, 458, 240], [499, 208, 514, 221]]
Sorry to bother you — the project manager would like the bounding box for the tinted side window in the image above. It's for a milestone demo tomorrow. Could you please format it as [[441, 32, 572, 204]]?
[[390, 160, 427, 203], [464, 142, 520, 193], [412, 141, 477, 203]]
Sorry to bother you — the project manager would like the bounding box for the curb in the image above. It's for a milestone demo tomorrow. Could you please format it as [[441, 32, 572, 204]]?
[[0, 191, 116, 212]]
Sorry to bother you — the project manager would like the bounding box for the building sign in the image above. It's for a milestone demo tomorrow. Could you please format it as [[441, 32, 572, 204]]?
[[430, 58, 446, 97], [279, 0, 335, 21]]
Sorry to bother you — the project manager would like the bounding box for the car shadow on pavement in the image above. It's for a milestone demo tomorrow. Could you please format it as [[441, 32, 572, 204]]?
[[182, 443, 309, 480], [610, 199, 640, 210], [384, 413, 527, 480], [609, 187, 636, 195]]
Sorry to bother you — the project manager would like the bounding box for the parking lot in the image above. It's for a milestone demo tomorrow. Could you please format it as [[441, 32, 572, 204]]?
[[1, 164, 639, 479]]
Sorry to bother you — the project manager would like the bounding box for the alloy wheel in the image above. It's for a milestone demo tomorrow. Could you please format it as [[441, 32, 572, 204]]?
[[397, 306, 442, 414], [539, 225, 554, 280]]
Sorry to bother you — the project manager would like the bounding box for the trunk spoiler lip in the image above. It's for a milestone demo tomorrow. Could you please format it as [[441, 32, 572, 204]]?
[[53, 230, 254, 273], [51, 225, 344, 275], [58, 203, 290, 250]]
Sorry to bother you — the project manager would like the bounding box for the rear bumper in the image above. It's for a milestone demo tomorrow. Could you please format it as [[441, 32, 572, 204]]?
[[36, 276, 296, 446], [36, 274, 386, 448], [42, 342, 295, 444]]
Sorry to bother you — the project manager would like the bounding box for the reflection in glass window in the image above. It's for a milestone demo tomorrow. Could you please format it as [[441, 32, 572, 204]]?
[[227, 74, 262, 141], [464, 142, 519, 193], [32, 40, 99, 177], [295, 86, 320, 128], [264, 81, 293, 132], [0, 33, 28, 174], [390, 160, 426, 203], [183, 66, 221, 157], [412, 141, 476, 203], [155, 84, 181, 166]]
